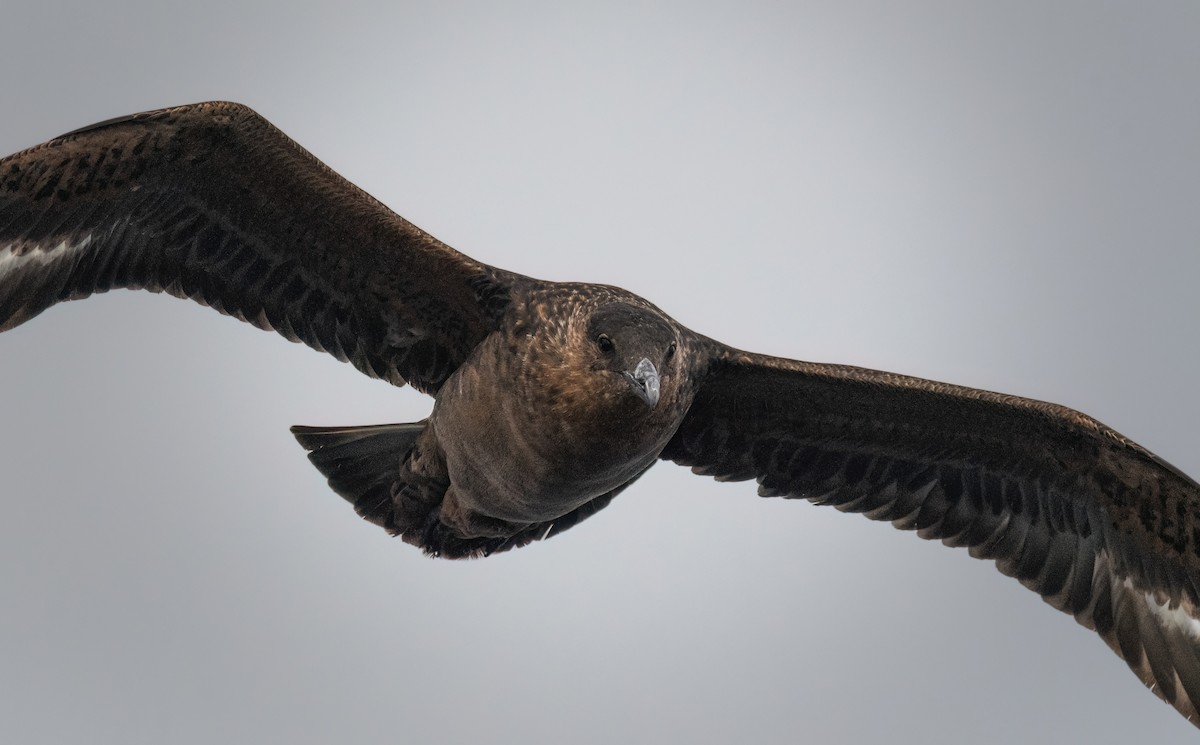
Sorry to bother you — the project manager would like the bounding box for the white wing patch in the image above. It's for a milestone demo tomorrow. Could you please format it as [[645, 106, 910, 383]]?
[[0, 234, 92, 280], [1128, 576, 1200, 641]]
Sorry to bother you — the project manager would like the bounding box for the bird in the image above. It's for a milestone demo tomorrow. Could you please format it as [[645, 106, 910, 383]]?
[[2, 101, 1199, 727]]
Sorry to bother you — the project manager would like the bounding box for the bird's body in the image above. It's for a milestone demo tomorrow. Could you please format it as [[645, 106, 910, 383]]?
[[431, 285, 689, 523], [324, 280, 701, 556], [2, 101, 1200, 726]]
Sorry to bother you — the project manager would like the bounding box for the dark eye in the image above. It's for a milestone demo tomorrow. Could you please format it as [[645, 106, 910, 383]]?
[[666, 342, 677, 359], [597, 334, 615, 353]]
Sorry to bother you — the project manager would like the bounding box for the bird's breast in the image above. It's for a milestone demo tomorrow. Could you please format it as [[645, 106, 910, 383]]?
[[429, 334, 672, 524]]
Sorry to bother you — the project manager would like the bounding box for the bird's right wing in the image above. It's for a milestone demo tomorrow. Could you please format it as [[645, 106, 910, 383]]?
[[0, 102, 510, 393], [661, 346, 1200, 726]]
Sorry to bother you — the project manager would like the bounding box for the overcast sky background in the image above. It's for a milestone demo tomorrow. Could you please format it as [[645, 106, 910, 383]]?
[[1, 2, 1198, 743]]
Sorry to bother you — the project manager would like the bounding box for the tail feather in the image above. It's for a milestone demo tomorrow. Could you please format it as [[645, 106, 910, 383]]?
[[290, 422, 425, 522], [291, 419, 639, 559]]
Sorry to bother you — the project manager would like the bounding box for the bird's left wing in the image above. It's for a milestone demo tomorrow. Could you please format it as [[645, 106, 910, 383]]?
[[0, 102, 510, 392], [661, 346, 1200, 726]]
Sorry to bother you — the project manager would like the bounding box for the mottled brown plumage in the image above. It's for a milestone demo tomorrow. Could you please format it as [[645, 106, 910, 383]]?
[[2, 102, 1200, 727]]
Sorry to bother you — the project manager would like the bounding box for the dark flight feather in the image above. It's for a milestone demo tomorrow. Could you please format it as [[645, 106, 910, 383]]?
[[661, 347, 1200, 722], [0, 101, 508, 393]]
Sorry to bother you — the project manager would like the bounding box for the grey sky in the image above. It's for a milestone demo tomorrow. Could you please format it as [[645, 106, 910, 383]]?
[[1, 2, 1198, 743]]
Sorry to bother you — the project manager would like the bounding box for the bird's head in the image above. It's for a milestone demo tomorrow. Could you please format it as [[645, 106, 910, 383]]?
[[583, 302, 679, 411]]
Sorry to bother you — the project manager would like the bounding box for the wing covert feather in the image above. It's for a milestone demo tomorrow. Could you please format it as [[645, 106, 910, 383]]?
[[662, 348, 1200, 725], [0, 102, 510, 392]]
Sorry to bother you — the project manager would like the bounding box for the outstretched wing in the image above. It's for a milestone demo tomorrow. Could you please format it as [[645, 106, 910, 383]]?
[[0, 102, 510, 393], [661, 345, 1200, 726]]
